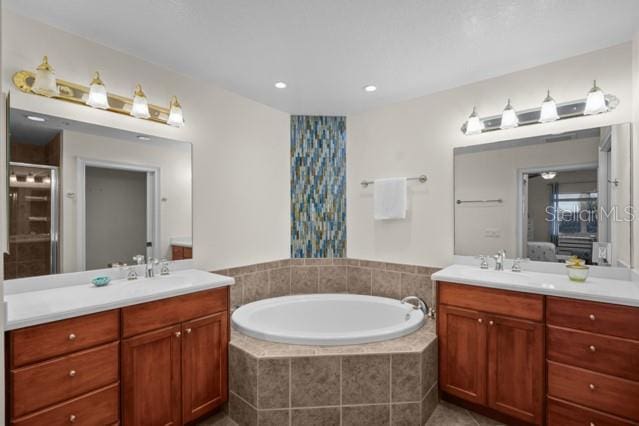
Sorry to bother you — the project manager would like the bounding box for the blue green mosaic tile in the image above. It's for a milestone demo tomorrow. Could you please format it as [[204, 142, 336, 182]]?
[[291, 115, 346, 258]]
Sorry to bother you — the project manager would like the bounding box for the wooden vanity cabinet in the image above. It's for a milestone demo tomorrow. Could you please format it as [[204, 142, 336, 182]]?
[[6, 286, 230, 426], [121, 287, 229, 425], [438, 282, 544, 425]]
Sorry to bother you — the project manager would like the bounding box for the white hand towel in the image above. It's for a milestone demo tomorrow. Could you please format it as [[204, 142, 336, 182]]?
[[374, 177, 407, 220]]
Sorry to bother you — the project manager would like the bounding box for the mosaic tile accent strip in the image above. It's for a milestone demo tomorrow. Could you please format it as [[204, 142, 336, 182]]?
[[291, 116, 346, 258]]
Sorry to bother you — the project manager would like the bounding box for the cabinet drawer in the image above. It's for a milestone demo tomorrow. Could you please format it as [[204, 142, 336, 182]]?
[[547, 397, 637, 426], [9, 310, 120, 368], [172, 245, 184, 260], [438, 282, 543, 321], [183, 247, 192, 259], [11, 383, 119, 426], [122, 287, 228, 337], [11, 341, 119, 418], [547, 325, 639, 381], [547, 297, 639, 340], [547, 361, 639, 421]]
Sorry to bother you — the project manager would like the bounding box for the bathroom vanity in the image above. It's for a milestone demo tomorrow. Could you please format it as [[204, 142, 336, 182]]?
[[4, 269, 233, 425], [433, 264, 639, 426]]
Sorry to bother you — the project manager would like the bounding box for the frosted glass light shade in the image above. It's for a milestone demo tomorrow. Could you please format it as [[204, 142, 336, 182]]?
[[500, 99, 518, 129], [86, 72, 109, 109], [541, 171, 557, 180], [584, 80, 607, 115], [539, 90, 559, 123], [26, 173, 35, 184], [167, 96, 184, 127], [32, 56, 60, 97], [9, 173, 17, 183], [131, 84, 151, 119], [464, 107, 484, 135]]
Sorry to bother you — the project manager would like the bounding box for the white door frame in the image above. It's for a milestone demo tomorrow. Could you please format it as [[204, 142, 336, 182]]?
[[516, 162, 598, 258], [76, 158, 161, 271]]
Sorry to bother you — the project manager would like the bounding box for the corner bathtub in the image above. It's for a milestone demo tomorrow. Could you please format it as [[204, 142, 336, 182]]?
[[231, 294, 424, 345]]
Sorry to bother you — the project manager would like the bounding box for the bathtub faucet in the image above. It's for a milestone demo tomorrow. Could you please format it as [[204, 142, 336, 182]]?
[[401, 296, 430, 317]]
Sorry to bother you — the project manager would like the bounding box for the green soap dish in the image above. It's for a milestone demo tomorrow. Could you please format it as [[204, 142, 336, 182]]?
[[91, 276, 111, 287]]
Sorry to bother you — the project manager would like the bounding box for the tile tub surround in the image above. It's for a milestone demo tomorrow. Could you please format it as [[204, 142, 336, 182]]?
[[215, 258, 439, 311], [228, 322, 438, 426]]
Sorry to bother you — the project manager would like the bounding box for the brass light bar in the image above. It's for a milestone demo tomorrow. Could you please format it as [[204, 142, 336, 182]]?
[[13, 70, 171, 125]]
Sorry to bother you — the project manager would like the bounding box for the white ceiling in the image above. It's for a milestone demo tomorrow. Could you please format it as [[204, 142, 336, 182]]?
[[5, 0, 639, 115]]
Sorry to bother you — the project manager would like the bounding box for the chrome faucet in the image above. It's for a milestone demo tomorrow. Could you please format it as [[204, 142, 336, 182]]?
[[494, 249, 506, 271], [401, 296, 430, 317]]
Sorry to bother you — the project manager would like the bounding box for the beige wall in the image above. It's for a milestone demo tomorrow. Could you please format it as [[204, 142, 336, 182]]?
[[347, 43, 633, 267], [454, 137, 599, 257], [633, 33, 639, 271], [61, 130, 192, 272], [2, 10, 291, 271]]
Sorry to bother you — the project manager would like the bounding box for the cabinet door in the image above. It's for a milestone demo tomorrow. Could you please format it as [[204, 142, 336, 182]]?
[[122, 325, 182, 426], [182, 312, 228, 423], [487, 314, 543, 424], [439, 304, 487, 404]]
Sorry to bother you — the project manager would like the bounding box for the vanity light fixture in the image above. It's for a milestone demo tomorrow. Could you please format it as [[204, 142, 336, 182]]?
[[541, 171, 557, 180], [461, 82, 618, 135], [130, 84, 151, 119], [43, 176, 51, 185], [499, 99, 519, 129], [86, 72, 109, 109], [166, 96, 184, 127], [9, 173, 17, 184], [539, 90, 559, 123], [274, 81, 287, 89], [584, 80, 608, 115], [26, 173, 35, 184], [26, 115, 46, 122], [31, 56, 60, 97], [464, 106, 484, 135], [364, 85, 377, 92]]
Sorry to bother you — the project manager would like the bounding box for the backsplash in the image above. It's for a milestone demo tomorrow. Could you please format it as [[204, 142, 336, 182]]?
[[214, 258, 439, 309], [290, 116, 347, 258]]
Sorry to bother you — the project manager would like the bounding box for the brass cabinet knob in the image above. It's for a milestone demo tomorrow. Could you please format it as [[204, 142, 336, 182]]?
[[489, 320, 494, 326], [589, 345, 596, 352], [68, 370, 76, 377], [589, 383, 596, 390], [477, 318, 483, 323], [175, 331, 181, 338], [68, 333, 77, 341], [69, 414, 76, 422], [185, 328, 192, 334], [589, 314, 596, 321], [590, 422, 595, 426]]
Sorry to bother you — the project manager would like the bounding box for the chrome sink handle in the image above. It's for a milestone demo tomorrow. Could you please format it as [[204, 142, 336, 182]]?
[[401, 296, 429, 317]]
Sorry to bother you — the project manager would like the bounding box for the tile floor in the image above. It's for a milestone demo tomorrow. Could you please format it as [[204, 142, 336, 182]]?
[[198, 401, 505, 425]]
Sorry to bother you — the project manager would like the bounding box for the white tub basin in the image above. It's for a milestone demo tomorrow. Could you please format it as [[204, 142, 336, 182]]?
[[231, 293, 424, 346]]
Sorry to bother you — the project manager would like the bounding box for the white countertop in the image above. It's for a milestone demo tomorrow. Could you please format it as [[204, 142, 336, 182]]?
[[4, 269, 234, 330], [432, 264, 639, 307], [170, 237, 193, 248]]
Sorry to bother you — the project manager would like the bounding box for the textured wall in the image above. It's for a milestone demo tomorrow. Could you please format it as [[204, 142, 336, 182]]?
[[291, 116, 346, 257]]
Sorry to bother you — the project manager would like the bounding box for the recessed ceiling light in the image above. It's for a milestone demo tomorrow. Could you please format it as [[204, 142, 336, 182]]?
[[363, 85, 377, 92], [26, 115, 46, 122], [274, 81, 287, 89], [137, 135, 151, 141]]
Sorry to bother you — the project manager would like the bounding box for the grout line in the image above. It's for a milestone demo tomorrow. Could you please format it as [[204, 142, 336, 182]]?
[[289, 357, 292, 426], [339, 356, 343, 425], [389, 354, 393, 425]]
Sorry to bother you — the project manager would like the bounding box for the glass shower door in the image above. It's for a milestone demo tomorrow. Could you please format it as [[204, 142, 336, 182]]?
[[6, 162, 59, 278]]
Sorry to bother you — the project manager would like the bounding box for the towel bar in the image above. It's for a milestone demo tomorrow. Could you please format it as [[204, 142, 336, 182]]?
[[361, 174, 427, 188]]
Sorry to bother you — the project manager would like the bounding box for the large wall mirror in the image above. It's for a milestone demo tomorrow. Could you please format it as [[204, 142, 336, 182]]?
[[4, 107, 192, 279], [454, 124, 633, 267]]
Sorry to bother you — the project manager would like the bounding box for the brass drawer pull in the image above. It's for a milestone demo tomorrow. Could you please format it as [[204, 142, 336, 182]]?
[[589, 345, 596, 352], [175, 331, 181, 338], [489, 320, 494, 326], [589, 314, 596, 321], [477, 318, 483, 323], [68, 369, 76, 377], [69, 414, 76, 422], [185, 328, 192, 334], [589, 383, 596, 390], [68, 333, 77, 341]]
